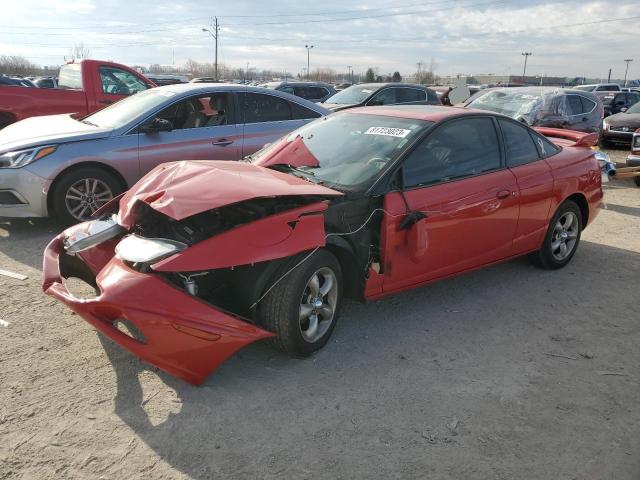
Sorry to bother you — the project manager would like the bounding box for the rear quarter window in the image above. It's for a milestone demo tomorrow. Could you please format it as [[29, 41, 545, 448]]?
[[58, 64, 83, 90]]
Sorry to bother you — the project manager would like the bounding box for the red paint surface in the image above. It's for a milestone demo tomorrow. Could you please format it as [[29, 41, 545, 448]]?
[[118, 160, 341, 226], [153, 202, 328, 272], [43, 234, 273, 385]]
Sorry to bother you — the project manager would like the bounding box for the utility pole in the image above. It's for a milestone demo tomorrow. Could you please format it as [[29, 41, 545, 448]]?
[[305, 45, 314, 80], [623, 59, 633, 87], [607, 68, 612, 83], [347, 65, 352, 84], [202, 17, 219, 80], [521, 52, 532, 84], [416, 61, 423, 83]]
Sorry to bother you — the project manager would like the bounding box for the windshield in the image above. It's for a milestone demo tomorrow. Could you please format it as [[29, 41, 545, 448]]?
[[83, 88, 177, 129], [627, 102, 640, 114], [324, 85, 377, 105], [467, 90, 543, 118], [252, 113, 431, 189]]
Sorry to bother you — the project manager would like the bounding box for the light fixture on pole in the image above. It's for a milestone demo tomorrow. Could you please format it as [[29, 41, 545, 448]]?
[[623, 59, 633, 87], [305, 45, 314, 80], [202, 18, 219, 81], [521, 52, 532, 84]]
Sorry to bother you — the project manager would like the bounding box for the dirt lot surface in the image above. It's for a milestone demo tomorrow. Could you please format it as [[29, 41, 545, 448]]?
[[1, 149, 639, 480]]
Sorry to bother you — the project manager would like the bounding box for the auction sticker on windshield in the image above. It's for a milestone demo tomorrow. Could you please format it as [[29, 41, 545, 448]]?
[[364, 127, 411, 138]]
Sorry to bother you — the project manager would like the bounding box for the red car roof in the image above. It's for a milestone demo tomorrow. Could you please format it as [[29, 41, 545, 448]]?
[[344, 105, 473, 123]]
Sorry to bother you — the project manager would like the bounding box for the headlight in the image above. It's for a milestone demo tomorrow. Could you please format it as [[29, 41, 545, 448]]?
[[0, 145, 57, 168], [115, 235, 187, 264], [64, 215, 125, 254], [602, 120, 609, 130]]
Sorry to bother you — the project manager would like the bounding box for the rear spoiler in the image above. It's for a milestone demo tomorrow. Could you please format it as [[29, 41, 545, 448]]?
[[533, 127, 599, 147]]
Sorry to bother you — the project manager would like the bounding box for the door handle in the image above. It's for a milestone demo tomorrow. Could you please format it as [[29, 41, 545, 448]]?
[[496, 190, 511, 199], [212, 139, 233, 146], [99, 100, 113, 105]]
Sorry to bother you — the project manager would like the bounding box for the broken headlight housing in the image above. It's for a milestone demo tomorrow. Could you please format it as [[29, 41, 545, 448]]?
[[64, 215, 125, 254], [115, 235, 187, 264]]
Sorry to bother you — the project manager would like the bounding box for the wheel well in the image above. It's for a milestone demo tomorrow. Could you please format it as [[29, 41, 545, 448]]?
[[47, 162, 128, 215], [565, 193, 589, 227], [325, 243, 365, 302]]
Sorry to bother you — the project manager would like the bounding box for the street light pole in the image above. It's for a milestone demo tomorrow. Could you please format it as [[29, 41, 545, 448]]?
[[202, 17, 219, 81], [624, 59, 633, 87], [305, 45, 314, 80], [521, 52, 532, 84], [347, 65, 352, 84]]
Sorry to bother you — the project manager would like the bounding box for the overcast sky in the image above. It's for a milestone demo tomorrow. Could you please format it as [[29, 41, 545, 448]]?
[[1, 0, 638, 80]]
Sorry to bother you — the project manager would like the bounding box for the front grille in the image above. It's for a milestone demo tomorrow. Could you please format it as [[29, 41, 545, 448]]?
[[0, 190, 25, 205], [610, 126, 635, 133]]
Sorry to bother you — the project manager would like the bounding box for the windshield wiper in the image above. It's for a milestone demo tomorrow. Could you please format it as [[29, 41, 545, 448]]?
[[81, 119, 98, 127]]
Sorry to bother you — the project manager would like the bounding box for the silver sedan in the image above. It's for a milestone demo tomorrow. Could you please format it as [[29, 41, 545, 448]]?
[[0, 84, 330, 223]]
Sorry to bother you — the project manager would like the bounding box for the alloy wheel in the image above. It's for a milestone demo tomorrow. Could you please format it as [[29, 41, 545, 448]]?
[[550, 211, 579, 261], [64, 178, 114, 221], [299, 267, 338, 343]]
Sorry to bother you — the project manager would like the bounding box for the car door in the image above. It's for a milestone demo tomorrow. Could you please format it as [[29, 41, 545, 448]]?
[[498, 118, 557, 254], [380, 116, 520, 293], [239, 91, 317, 157], [136, 91, 242, 175]]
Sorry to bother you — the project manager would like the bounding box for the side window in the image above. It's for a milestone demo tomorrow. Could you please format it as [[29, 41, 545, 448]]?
[[241, 93, 292, 123], [566, 95, 584, 115], [368, 88, 396, 106], [290, 102, 321, 120], [153, 93, 232, 130], [498, 119, 540, 167], [427, 89, 439, 104], [580, 96, 595, 113], [402, 117, 501, 188], [397, 88, 426, 103], [629, 93, 640, 107], [99, 67, 148, 95], [279, 86, 295, 95], [293, 86, 310, 99]]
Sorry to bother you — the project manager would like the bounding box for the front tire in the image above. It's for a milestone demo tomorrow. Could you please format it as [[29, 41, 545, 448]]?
[[531, 200, 582, 270], [261, 249, 342, 357], [51, 167, 123, 225]]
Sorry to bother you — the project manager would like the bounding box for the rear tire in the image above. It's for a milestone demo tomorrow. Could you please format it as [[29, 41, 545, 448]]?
[[51, 167, 123, 225], [531, 200, 582, 270], [261, 249, 342, 357]]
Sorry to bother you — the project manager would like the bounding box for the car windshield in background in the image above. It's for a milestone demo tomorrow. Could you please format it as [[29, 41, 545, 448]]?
[[324, 86, 377, 105], [82, 88, 176, 129], [573, 85, 594, 92], [253, 113, 431, 188], [467, 90, 542, 117]]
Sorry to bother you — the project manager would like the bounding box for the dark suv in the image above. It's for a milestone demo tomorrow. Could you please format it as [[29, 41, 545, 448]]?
[[321, 83, 440, 111], [261, 81, 336, 102]]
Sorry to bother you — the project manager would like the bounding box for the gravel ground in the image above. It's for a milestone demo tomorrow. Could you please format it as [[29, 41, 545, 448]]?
[[1, 148, 639, 480]]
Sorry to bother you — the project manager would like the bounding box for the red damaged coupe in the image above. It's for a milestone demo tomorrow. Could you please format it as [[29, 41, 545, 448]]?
[[43, 106, 604, 385]]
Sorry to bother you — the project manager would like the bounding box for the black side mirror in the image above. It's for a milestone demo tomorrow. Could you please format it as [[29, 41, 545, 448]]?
[[140, 117, 173, 134]]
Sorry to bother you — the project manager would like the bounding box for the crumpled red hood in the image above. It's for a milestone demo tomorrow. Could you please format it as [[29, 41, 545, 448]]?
[[118, 160, 342, 226]]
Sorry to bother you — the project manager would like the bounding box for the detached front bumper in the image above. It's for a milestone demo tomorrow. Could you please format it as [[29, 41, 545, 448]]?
[[42, 234, 274, 385]]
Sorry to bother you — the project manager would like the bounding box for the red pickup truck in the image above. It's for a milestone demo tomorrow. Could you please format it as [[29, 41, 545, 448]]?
[[0, 59, 155, 129]]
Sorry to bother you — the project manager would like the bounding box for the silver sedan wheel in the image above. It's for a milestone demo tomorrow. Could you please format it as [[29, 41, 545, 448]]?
[[299, 267, 338, 344], [551, 211, 579, 261], [64, 178, 114, 221]]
